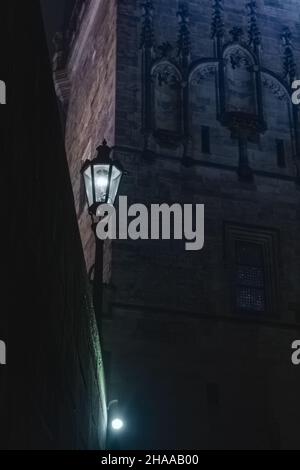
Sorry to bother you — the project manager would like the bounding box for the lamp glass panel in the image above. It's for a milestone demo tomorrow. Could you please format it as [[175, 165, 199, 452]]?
[[83, 166, 93, 207], [94, 164, 110, 203], [108, 166, 122, 205]]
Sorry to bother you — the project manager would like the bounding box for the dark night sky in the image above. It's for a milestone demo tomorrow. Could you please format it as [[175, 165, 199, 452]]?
[[40, 0, 72, 52]]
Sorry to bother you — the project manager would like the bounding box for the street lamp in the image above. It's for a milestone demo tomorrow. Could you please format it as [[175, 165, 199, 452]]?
[[107, 400, 125, 449], [81, 140, 124, 329], [81, 140, 124, 215], [111, 418, 124, 432]]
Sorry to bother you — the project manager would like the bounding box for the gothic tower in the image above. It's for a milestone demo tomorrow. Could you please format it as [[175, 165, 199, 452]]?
[[54, 0, 300, 449]]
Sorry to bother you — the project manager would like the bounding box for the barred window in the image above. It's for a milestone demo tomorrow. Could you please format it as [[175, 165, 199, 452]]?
[[224, 223, 279, 316]]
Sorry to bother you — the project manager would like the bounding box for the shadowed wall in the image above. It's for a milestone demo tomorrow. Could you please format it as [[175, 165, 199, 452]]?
[[0, 0, 106, 450]]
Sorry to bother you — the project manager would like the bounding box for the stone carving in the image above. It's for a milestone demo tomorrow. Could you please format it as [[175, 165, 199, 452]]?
[[229, 26, 244, 43], [246, 0, 261, 50], [136, 0, 297, 156], [177, 2, 191, 59], [224, 47, 256, 114], [211, 0, 224, 39], [152, 63, 181, 134], [225, 48, 253, 70], [140, 0, 155, 49], [262, 75, 289, 102], [190, 64, 217, 84], [156, 42, 173, 60], [281, 27, 296, 83], [152, 63, 181, 88]]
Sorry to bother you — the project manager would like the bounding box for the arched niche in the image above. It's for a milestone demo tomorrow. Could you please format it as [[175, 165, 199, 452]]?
[[259, 72, 295, 172], [223, 45, 257, 114], [188, 62, 238, 161], [151, 61, 182, 137]]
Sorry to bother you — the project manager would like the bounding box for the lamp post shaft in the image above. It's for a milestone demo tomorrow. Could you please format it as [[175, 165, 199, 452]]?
[[93, 225, 104, 332]]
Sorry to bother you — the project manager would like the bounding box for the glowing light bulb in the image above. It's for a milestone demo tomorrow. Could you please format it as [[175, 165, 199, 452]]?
[[96, 175, 108, 190], [111, 418, 124, 431]]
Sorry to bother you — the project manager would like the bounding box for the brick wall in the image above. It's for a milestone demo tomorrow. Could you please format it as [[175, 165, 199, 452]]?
[[64, 0, 118, 277]]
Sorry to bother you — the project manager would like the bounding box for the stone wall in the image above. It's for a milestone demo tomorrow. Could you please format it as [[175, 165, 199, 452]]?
[[109, 0, 300, 320], [61, 0, 300, 449], [0, 1, 106, 450], [110, 0, 300, 449], [64, 0, 118, 277], [115, 0, 300, 171]]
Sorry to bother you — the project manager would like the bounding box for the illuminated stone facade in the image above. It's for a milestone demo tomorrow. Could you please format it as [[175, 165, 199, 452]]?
[[57, 0, 300, 449]]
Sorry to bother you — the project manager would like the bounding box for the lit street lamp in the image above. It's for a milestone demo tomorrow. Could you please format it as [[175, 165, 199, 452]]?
[[81, 140, 124, 329], [81, 140, 123, 215], [111, 418, 124, 431], [107, 400, 125, 449]]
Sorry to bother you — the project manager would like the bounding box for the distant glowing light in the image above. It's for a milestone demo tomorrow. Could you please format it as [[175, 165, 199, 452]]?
[[111, 418, 124, 431]]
